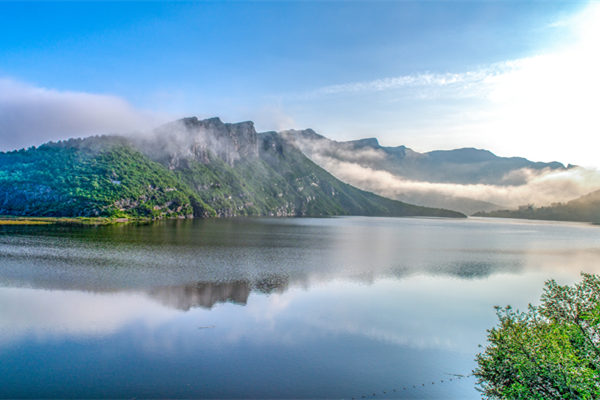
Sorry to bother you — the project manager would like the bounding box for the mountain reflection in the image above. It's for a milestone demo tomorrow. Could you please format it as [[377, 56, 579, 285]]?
[[146, 275, 289, 310], [142, 262, 509, 312], [148, 281, 251, 310], [424, 260, 520, 279]]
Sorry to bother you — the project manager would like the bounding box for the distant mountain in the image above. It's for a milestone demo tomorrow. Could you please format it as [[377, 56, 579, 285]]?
[[0, 117, 464, 219], [474, 189, 600, 224], [282, 129, 569, 214], [285, 129, 567, 184]]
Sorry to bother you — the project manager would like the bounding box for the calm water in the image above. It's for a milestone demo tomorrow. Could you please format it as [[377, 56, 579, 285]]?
[[1, 217, 600, 399]]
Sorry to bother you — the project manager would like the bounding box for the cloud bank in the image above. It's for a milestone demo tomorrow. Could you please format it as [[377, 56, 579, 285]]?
[[319, 158, 600, 210], [0, 78, 167, 151]]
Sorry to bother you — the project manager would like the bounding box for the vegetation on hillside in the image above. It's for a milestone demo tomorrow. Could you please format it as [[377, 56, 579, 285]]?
[[0, 136, 213, 218], [474, 274, 600, 399]]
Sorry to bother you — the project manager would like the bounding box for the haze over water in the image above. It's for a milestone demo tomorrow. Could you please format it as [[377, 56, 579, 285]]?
[[1, 217, 600, 399]]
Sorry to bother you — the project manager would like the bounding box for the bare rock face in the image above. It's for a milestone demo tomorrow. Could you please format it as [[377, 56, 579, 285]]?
[[140, 117, 259, 167], [186, 117, 259, 164]]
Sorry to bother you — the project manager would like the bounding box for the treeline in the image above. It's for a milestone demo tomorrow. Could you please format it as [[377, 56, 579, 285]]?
[[474, 190, 600, 224]]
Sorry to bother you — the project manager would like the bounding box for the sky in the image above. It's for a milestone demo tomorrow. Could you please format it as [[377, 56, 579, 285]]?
[[0, 1, 598, 167]]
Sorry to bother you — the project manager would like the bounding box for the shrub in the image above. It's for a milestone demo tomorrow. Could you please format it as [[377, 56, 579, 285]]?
[[474, 273, 600, 399]]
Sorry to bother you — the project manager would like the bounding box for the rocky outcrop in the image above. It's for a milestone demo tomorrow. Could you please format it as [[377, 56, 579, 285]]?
[[142, 117, 259, 167]]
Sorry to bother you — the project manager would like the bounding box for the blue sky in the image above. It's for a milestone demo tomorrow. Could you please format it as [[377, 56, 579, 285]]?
[[1, 1, 598, 167]]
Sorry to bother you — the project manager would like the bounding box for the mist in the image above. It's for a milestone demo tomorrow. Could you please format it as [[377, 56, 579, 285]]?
[[0, 78, 167, 151], [285, 132, 600, 213], [322, 158, 600, 208], [129, 117, 259, 168]]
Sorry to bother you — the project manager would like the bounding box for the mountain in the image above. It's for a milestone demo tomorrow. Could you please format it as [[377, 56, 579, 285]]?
[[0, 117, 465, 219], [282, 129, 569, 214], [474, 189, 600, 224]]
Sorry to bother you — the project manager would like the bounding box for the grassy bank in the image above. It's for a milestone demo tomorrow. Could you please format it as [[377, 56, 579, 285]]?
[[0, 216, 153, 226]]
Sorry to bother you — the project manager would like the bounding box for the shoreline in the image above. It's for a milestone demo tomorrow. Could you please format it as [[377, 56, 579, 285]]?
[[2, 214, 597, 227]]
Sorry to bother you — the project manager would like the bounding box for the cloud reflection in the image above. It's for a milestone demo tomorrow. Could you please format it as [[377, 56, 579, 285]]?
[[0, 287, 175, 345]]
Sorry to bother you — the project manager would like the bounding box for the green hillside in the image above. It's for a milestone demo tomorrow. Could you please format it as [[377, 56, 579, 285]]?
[[0, 136, 213, 218]]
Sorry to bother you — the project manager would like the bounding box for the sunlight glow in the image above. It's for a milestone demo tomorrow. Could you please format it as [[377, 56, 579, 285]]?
[[474, 3, 600, 167]]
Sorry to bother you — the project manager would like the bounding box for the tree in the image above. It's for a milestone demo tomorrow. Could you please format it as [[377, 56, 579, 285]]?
[[474, 273, 600, 399]]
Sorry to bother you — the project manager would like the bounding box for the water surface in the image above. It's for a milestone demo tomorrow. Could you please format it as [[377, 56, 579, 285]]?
[[1, 217, 600, 399]]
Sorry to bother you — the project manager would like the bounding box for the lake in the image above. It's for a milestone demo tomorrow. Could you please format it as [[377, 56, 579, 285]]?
[[1, 216, 600, 399]]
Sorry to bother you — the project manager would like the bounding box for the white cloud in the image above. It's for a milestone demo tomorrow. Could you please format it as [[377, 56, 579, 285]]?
[[308, 69, 497, 97], [0, 78, 168, 151]]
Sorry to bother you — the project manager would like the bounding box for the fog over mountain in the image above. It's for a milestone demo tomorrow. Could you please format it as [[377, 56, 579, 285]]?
[[282, 129, 600, 215]]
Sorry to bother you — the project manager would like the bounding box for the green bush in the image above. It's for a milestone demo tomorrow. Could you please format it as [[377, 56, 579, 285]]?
[[475, 273, 600, 399]]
